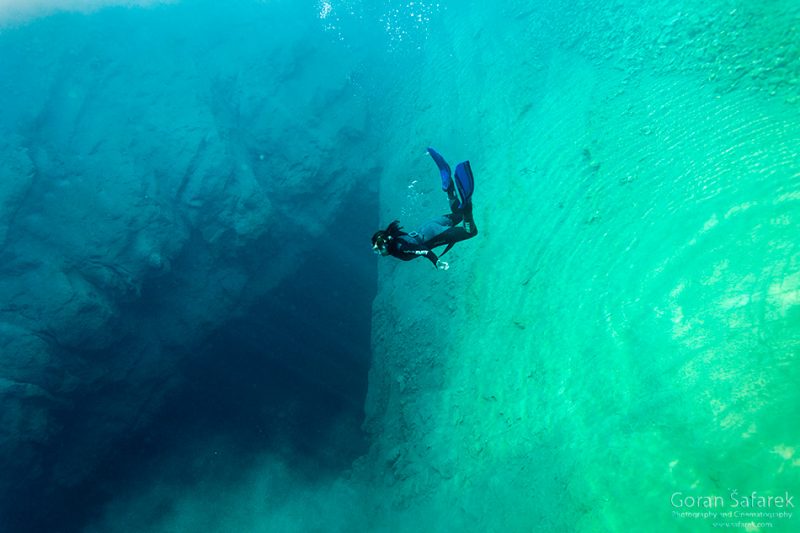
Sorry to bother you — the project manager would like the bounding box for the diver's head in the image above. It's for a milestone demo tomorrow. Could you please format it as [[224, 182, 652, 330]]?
[[372, 230, 391, 256], [373, 220, 404, 257]]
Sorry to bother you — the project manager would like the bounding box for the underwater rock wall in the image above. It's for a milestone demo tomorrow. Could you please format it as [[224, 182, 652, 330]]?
[[0, 2, 378, 520], [365, 2, 800, 530]]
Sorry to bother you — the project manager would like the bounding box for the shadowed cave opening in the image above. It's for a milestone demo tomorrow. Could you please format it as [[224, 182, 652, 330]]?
[[6, 188, 378, 533]]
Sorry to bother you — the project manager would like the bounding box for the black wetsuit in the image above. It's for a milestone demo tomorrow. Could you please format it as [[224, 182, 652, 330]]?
[[387, 211, 476, 267]]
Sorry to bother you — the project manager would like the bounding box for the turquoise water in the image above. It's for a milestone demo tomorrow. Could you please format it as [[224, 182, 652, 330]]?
[[364, 2, 800, 531], [1, 1, 798, 532]]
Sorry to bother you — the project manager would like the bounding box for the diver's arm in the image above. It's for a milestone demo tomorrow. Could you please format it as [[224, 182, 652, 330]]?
[[398, 248, 446, 269], [424, 249, 439, 267], [406, 248, 439, 266], [395, 241, 438, 265]]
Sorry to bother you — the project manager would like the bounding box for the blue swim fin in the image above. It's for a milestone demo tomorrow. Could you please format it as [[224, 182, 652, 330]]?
[[454, 161, 474, 209], [427, 147, 452, 192]]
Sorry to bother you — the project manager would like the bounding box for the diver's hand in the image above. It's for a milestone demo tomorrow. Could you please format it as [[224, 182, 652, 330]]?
[[436, 260, 449, 271]]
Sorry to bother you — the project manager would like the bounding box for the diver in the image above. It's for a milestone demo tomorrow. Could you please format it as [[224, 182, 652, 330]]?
[[372, 147, 478, 270]]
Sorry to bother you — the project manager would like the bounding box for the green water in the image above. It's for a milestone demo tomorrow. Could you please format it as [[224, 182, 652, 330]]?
[[367, 1, 800, 531]]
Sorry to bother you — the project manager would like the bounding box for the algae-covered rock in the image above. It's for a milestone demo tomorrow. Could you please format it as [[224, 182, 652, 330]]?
[[0, 139, 34, 247]]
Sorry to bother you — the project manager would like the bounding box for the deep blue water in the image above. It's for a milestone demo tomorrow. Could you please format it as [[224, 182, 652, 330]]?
[[1, 2, 386, 530]]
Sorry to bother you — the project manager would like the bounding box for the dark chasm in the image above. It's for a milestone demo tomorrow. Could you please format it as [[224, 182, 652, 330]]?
[[2, 189, 377, 533]]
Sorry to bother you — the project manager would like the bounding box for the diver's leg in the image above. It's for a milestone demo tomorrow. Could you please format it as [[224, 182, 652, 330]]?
[[424, 215, 477, 245], [447, 189, 461, 214], [427, 224, 477, 249], [462, 207, 477, 234], [443, 212, 463, 226], [417, 215, 455, 243], [448, 200, 477, 234]]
